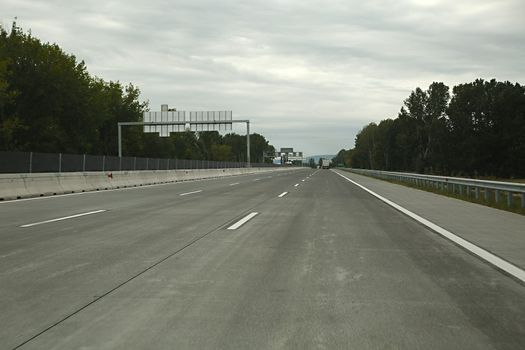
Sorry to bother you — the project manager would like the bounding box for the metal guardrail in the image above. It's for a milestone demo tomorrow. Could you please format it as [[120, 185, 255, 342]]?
[[0, 151, 278, 174], [348, 168, 525, 209]]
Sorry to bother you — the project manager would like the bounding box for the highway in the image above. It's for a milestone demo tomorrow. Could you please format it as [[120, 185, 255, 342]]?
[[1, 169, 524, 349]]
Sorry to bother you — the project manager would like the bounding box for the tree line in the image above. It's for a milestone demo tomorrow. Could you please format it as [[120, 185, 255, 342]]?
[[0, 22, 275, 163], [334, 80, 525, 178]]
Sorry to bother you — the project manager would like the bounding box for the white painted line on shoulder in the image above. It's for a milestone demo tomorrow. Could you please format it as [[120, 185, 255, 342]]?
[[294, 184, 299, 187], [254, 178, 260, 181], [20, 209, 107, 228], [229, 182, 240, 186], [227, 212, 259, 230], [179, 190, 202, 196], [332, 170, 525, 283], [278, 192, 288, 198]]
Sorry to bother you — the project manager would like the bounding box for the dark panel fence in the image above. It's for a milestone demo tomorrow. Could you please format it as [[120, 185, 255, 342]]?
[[0, 151, 277, 174]]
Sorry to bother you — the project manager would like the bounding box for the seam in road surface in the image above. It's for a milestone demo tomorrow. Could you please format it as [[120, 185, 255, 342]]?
[[12, 213, 248, 349], [332, 169, 525, 285], [10, 173, 309, 349]]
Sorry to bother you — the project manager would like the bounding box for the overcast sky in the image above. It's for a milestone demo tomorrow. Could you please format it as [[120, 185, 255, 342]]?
[[2, 0, 524, 155]]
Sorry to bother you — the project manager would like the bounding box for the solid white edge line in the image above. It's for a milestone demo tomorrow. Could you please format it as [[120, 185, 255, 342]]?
[[332, 170, 525, 283], [179, 190, 202, 196], [294, 184, 299, 187], [229, 182, 240, 186], [20, 209, 107, 228], [278, 192, 288, 198], [227, 212, 259, 230]]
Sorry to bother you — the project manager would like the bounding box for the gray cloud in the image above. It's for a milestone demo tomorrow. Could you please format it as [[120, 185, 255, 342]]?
[[2, 0, 524, 155]]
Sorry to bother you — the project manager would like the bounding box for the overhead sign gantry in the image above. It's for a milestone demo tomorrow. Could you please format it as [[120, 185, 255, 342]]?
[[118, 105, 251, 166]]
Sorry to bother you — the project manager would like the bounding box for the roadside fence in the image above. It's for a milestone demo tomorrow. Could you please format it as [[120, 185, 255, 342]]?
[[0, 151, 276, 174]]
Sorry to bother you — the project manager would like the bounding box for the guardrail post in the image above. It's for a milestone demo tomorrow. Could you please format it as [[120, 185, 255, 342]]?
[[507, 192, 513, 208], [29, 152, 33, 173], [82, 154, 86, 172], [484, 188, 489, 201], [102, 155, 105, 172], [521, 193, 525, 209], [495, 190, 500, 203], [475, 187, 480, 200], [58, 153, 62, 173]]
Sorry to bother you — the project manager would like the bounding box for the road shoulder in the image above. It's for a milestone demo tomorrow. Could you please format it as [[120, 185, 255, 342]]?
[[334, 169, 525, 272]]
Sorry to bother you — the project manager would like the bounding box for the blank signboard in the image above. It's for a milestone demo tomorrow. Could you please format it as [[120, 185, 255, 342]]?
[[143, 111, 186, 136]]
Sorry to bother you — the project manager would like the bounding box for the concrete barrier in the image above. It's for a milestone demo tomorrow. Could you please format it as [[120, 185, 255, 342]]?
[[58, 173, 89, 193], [23, 173, 64, 197], [0, 174, 30, 199], [0, 167, 304, 201]]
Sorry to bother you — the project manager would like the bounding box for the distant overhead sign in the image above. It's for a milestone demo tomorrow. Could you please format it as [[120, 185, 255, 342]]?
[[276, 151, 303, 158], [275, 147, 303, 158], [189, 111, 232, 132]]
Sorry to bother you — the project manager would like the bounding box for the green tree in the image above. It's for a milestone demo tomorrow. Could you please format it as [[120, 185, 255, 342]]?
[[0, 22, 279, 164], [210, 144, 231, 161], [401, 82, 450, 171], [448, 79, 525, 177], [352, 123, 377, 169]]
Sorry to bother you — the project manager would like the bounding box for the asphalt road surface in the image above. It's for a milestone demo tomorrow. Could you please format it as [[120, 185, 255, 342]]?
[[1, 169, 524, 349]]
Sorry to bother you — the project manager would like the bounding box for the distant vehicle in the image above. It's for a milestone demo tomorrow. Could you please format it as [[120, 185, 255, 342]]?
[[321, 159, 330, 169]]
